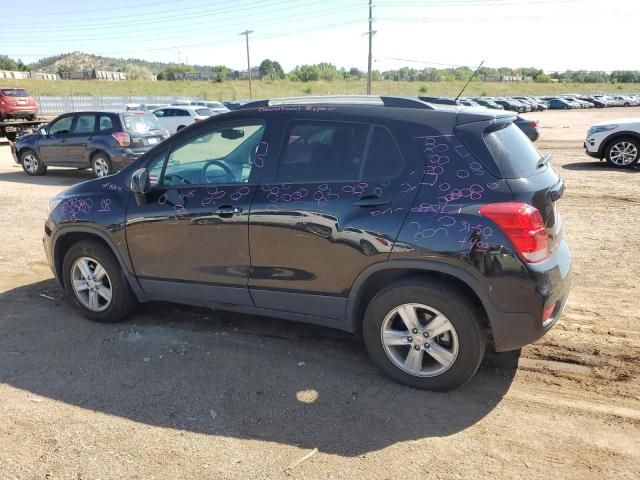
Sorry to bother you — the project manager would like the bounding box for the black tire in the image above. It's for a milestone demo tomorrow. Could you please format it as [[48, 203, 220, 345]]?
[[91, 151, 113, 178], [27, 114, 37, 121], [624, 102, 630, 107], [62, 240, 138, 323], [605, 136, 640, 168], [20, 149, 47, 175], [362, 278, 486, 391], [5, 131, 17, 142]]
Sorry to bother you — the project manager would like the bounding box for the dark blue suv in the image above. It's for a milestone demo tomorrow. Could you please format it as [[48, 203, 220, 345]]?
[[12, 110, 169, 178], [42, 96, 571, 391]]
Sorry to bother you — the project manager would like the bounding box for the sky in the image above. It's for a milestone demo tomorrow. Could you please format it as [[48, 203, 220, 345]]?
[[1, 0, 638, 73]]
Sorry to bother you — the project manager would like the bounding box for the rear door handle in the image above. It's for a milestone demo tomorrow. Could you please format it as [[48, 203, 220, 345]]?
[[352, 195, 391, 208], [214, 205, 243, 217]]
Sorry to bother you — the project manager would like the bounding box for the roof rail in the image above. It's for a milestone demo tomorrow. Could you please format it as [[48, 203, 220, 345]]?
[[235, 95, 433, 110]]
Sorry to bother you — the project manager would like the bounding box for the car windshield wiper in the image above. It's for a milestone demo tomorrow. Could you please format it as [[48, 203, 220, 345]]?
[[537, 153, 552, 169]]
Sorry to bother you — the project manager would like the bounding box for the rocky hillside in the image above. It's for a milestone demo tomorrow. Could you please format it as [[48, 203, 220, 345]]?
[[28, 52, 195, 74]]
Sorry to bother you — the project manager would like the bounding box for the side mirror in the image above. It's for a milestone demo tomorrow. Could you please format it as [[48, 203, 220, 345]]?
[[130, 168, 150, 206]]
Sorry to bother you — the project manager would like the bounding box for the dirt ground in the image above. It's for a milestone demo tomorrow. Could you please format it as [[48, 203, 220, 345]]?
[[1, 108, 639, 480]]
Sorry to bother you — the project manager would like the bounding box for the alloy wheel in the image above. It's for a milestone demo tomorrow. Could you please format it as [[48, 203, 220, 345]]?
[[380, 303, 459, 377], [94, 158, 110, 177], [71, 256, 113, 312], [610, 141, 638, 166], [23, 154, 39, 173]]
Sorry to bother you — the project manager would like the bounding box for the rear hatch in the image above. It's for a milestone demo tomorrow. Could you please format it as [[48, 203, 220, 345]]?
[[456, 116, 565, 253], [121, 112, 169, 153]]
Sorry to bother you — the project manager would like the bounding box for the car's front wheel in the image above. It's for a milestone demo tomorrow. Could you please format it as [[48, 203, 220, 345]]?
[[606, 137, 640, 168], [62, 240, 137, 323], [363, 278, 486, 391], [20, 149, 47, 175]]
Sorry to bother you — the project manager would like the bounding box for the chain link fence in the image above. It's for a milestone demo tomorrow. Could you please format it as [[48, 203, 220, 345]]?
[[35, 96, 194, 116]]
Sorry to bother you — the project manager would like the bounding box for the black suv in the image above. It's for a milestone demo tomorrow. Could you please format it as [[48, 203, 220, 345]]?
[[43, 96, 571, 391], [12, 111, 169, 178]]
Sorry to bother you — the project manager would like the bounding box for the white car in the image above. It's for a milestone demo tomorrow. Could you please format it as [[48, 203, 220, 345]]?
[[584, 118, 640, 167], [152, 106, 214, 134], [607, 95, 639, 107], [190, 100, 230, 115]]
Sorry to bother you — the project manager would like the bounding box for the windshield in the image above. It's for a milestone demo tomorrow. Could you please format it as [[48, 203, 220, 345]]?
[[484, 123, 543, 178], [1, 88, 29, 97], [123, 114, 165, 134]]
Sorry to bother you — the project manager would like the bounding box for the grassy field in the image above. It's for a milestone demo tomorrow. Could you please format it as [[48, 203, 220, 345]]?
[[6, 78, 639, 100]]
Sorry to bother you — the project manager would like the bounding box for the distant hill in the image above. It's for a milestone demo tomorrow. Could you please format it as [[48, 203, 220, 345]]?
[[28, 51, 209, 74]]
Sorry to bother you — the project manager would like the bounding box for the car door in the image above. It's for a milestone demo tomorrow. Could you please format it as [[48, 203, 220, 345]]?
[[125, 117, 273, 307], [39, 115, 73, 165], [248, 115, 423, 320], [153, 108, 173, 133], [66, 113, 96, 166]]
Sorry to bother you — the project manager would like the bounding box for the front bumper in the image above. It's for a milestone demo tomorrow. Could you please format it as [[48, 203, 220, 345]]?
[[10, 142, 19, 163]]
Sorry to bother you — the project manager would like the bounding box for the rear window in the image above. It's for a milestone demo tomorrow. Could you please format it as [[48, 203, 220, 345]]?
[[123, 114, 165, 134], [195, 108, 213, 116], [484, 123, 542, 178], [1, 88, 29, 97]]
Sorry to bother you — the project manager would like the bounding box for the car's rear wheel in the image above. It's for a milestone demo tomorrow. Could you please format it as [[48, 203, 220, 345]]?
[[20, 149, 46, 175], [362, 278, 486, 391], [92, 152, 112, 178], [62, 240, 137, 323], [606, 137, 640, 168]]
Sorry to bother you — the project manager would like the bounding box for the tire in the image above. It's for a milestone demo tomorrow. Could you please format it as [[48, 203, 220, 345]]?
[[62, 240, 138, 323], [91, 151, 112, 178], [5, 131, 17, 142], [27, 114, 37, 121], [20, 149, 47, 175], [605, 137, 640, 168], [362, 278, 486, 391], [624, 102, 630, 107]]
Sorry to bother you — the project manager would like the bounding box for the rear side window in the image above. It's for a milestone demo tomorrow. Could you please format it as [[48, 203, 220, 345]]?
[[277, 121, 402, 182], [484, 123, 542, 178], [98, 115, 114, 132], [73, 115, 96, 134]]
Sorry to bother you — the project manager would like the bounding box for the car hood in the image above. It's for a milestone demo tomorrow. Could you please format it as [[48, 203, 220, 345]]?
[[591, 118, 640, 127]]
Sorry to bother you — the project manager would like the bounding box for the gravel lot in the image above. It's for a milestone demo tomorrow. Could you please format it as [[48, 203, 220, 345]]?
[[1, 108, 639, 479]]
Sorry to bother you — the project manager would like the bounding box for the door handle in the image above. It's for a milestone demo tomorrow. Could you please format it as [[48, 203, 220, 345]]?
[[352, 195, 391, 208], [214, 205, 243, 217]]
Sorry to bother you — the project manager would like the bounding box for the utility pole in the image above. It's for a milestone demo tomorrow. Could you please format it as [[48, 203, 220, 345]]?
[[367, 0, 375, 95], [239, 29, 254, 99]]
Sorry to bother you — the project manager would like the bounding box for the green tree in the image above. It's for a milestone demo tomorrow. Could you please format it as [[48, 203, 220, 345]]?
[[259, 59, 284, 80], [0, 54, 18, 70]]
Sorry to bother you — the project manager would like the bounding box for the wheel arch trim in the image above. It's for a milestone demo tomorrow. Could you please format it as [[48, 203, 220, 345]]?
[[598, 131, 640, 157], [346, 260, 496, 335], [51, 225, 144, 300]]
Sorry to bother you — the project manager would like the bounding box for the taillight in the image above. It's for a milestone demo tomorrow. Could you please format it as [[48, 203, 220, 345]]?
[[542, 303, 556, 325], [112, 132, 131, 147], [194, 117, 202, 122], [528, 121, 538, 128], [480, 202, 549, 263]]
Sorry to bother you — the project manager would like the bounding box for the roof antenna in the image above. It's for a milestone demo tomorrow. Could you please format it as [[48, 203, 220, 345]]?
[[455, 59, 485, 102]]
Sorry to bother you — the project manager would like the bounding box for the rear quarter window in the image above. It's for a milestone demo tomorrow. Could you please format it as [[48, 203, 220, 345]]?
[[483, 123, 542, 178]]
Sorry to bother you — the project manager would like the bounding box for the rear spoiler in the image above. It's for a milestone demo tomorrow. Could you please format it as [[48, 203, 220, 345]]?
[[456, 106, 516, 126]]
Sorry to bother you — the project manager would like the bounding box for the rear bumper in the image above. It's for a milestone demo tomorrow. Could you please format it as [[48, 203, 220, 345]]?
[[488, 239, 572, 352], [111, 149, 143, 171], [2, 107, 38, 117]]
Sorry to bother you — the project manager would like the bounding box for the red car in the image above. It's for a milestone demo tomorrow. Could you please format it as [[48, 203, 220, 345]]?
[[0, 88, 39, 120]]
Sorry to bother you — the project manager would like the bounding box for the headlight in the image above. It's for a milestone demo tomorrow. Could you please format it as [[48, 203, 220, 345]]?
[[48, 196, 63, 215], [587, 124, 617, 136]]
